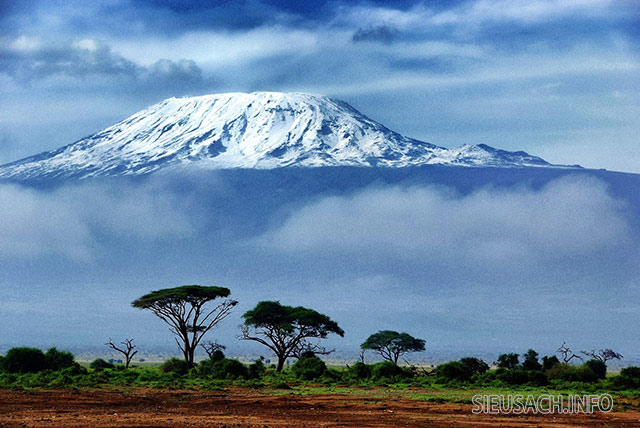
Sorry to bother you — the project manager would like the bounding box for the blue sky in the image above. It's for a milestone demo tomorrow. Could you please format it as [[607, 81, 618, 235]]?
[[1, 0, 639, 171]]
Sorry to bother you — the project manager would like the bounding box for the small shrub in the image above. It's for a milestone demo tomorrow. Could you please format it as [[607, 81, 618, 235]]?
[[90, 358, 115, 371], [496, 353, 519, 370], [436, 361, 472, 382], [436, 358, 489, 383], [196, 358, 248, 379], [44, 348, 76, 371], [612, 366, 640, 389], [209, 350, 225, 362], [585, 359, 606, 380], [496, 368, 547, 386], [291, 355, 327, 380], [542, 355, 560, 371], [248, 357, 266, 379], [546, 363, 598, 383], [2, 348, 48, 373], [160, 358, 188, 375], [346, 361, 372, 380], [371, 361, 412, 380], [459, 357, 489, 375], [60, 364, 87, 376], [522, 349, 542, 371]]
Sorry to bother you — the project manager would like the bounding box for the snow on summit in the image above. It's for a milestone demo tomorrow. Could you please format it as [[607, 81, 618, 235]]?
[[0, 92, 560, 179]]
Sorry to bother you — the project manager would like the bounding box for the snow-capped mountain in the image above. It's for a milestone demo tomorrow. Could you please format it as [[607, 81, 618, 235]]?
[[0, 92, 567, 180]]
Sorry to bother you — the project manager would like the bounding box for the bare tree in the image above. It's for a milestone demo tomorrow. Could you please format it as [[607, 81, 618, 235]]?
[[358, 349, 366, 364], [557, 342, 583, 363], [581, 348, 623, 363], [403, 359, 431, 377], [105, 338, 138, 369], [200, 340, 226, 359], [291, 339, 335, 359]]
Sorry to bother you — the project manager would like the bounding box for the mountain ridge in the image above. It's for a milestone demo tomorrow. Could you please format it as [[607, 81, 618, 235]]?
[[0, 92, 576, 180]]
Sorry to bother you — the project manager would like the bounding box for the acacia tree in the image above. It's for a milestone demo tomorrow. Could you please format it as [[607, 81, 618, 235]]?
[[361, 330, 425, 364], [132, 285, 237, 368], [581, 348, 623, 363], [200, 340, 226, 359], [239, 301, 344, 372], [105, 338, 138, 369], [557, 342, 583, 363]]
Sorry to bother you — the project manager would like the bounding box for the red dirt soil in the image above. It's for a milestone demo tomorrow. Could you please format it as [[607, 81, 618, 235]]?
[[0, 388, 639, 427]]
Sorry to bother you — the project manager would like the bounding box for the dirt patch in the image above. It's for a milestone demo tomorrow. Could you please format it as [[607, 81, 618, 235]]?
[[0, 388, 638, 427]]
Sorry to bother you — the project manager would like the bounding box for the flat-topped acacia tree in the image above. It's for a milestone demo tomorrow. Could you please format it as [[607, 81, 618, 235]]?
[[240, 301, 344, 372], [132, 285, 237, 368], [361, 330, 425, 364]]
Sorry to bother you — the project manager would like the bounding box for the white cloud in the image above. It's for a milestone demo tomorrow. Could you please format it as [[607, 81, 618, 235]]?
[[0, 182, 194, 260], [0, 184, 91, 260], [260, 175, 631, 272], [432, 0, 614, 25], [109, 27, 319, 68]]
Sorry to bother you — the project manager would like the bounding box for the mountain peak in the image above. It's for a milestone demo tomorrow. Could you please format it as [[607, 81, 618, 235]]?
[[0, 91, 569, 180]]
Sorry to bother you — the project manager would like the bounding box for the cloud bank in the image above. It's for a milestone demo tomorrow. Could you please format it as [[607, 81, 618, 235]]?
[[0, 181, 194, 260], [0, 171, 638, 355], [260, 175, 635, 283]]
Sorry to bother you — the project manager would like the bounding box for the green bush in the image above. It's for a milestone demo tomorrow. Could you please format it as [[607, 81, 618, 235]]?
[[612, 366, 640, 389], [495, 368, 547, 386], [247, 357, 266, 379], [291, 355, 327, 380], [44, 348, 76, 371], [209, 350, 225, 362], [584, 360, 606, 380], [522, 349, 542, 371], [546, 363, 599, 383], [60, 364, 87, 376], [459, 357, 489, 375], [346, 361, 372, 380], [435, 358, 489, 383], [196, 358, 248, 379], [371, 361, 412, 380], [435, 361, 470, 382], [90, 358, 115, 371], [496, 353, 519, 370], [160, 358, 189, 375], [2, 348, 49, 373], [542, 355, 560, 371]]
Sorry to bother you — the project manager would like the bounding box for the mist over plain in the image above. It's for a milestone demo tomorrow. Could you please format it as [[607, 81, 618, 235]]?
[[1, 166, 638, 361]]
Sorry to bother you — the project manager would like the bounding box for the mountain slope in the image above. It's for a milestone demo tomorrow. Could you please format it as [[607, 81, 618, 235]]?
[[0, 92, 566, 179]]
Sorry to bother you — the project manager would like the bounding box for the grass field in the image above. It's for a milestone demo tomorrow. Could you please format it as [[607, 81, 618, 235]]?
[[2, 351, 639, 427]]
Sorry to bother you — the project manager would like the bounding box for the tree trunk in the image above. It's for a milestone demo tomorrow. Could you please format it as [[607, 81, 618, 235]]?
[[183, 345, 193, 368], [187, 347, 195, 369], [276, 355, 286, 372]]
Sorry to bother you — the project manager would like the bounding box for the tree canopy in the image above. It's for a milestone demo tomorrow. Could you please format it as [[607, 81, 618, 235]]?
[[360, 330, 425, 363], [132, 285, 231, 308], [240, 300, 344, 371], [132, 285, 236, 368]]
